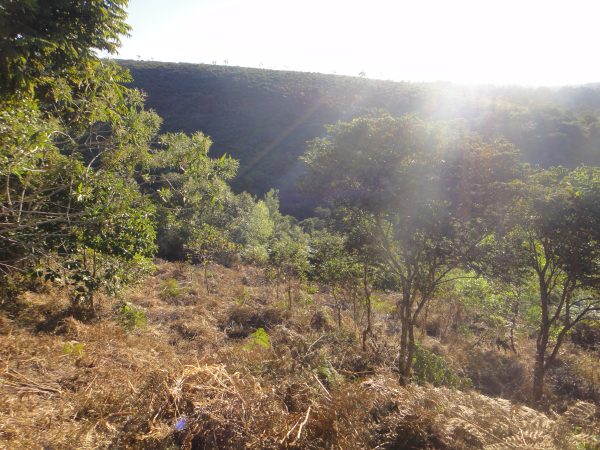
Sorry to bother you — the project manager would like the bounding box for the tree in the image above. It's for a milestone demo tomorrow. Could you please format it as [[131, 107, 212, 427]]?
[[0, 1, 161, 314], [268, 234, 309, 310], [149, 132, 238, 261], [228, 193, 274, 265], [185, 223, 232, 294], [1, 0, 130, 94], [309, 231, 362, 327], [500, 166, 600, 402], [302, 114, 521, 383]]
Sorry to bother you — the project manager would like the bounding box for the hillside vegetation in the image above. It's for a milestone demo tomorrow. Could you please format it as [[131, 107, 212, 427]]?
[[122, 59, 600, 216], [1, 2, 599, 449], [1, 261, 599, 449]]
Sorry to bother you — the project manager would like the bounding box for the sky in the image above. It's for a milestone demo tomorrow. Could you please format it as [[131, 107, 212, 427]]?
[[109, 0, 600, 86]]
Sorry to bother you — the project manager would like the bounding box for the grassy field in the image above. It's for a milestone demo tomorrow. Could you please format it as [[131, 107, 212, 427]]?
[[1, 261, 598, 449]]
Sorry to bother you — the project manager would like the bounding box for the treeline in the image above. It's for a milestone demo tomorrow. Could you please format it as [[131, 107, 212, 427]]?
[[121, 59, 600, 217]]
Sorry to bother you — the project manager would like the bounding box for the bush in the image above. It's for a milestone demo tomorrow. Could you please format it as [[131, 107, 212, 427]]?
[[116, 302, 147, 332], [246, 327, 271, 349], [160, 278, 188, 301], [571, 321, 600, 351], [222, 304, 286, 338], [241, 245, 269, 266], [412, 344, 472, 390], [62, 341, 86, 356]]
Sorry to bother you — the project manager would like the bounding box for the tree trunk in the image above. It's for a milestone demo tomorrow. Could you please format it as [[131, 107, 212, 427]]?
[[509, 298, 519, 353], [287, 275, 292, 310], [332, 289, 342, 328], [204, 262, 210, 295], [532, 351, 546, 403], [362, 264, 372, 352], [420, 303, 429, 338], [532, 278, 550, 403], [405, 319, 416, 376], [362, 292, 372, 352], [398, 293, 413, 385], [533, 322, 550, 403]]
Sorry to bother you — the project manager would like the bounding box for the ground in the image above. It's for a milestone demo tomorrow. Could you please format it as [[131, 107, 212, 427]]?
[[0, 261, 598, 449]]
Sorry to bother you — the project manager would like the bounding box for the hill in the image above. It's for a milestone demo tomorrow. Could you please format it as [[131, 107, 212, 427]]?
[[120, 60, 600, 217]]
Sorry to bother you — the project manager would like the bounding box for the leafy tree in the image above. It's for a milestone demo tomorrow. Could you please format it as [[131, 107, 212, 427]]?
[[0, 1, 159, 314], [185, 223, 233, 294], [267, 234, 309, 310], [452, 273, 533, 353], [118, 60, 600, 218], [1, 0, 130, 94], [302, 114, 521, 383], [149, 132, 238, 260], [499, 166, 600, 402], [228, 193, 274, 264], [309, 231, 362, 327]]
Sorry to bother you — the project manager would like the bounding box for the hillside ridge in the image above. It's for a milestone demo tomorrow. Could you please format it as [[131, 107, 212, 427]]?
[[120, 59, 600, 217]]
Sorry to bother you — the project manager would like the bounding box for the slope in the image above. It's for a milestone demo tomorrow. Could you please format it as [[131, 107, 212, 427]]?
[[120, 60, 600, 217]]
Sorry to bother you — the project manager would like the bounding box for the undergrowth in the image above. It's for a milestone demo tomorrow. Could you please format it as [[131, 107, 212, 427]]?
[[0, 261, 598, 449]]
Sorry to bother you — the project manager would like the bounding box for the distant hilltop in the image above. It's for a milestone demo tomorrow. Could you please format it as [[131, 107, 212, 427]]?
[[119, 59, 600, 217]]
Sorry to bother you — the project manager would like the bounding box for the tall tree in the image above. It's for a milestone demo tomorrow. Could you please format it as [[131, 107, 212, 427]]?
[[0, 0, 159, 314], [302, 114, 521, 383], [500, 166, 600, 402]]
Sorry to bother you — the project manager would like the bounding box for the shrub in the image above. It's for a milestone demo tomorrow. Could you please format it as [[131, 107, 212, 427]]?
[[241, 245, 269, 266], [116, 302, 148, 332], [571, 321, 600, 351], [62, 341, 86, 356], [160, 278, 187, 301], [314, 358, 340, 387], [412, 344, 472, 390], [372, 296, 396, 315], [246, 327, 270, 349], [222, 305, 285, 338]]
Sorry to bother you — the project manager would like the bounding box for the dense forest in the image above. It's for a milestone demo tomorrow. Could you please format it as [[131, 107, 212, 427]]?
[[1, 1, 599, 449], [122, 59, 600, 216]]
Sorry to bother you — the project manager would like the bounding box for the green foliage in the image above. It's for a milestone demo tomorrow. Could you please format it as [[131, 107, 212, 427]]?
[[371, 297, 395, 315], [160, 278, 187, 301], [1, 0, 130, 94], [302, 113, 523, 380], [247, 327, 270, 349], [186, 223, 234, 266], [62, 341, 86, 357], [491, 165, 600, 400], [268, 236, 310, 280], [115, 301, 147, 332], [314, 359, 340, 387], [412, 344, 472, 390], [454, 274, 511, 328], [0, 3, 161, 315], [0, 2, 247, 315], [241, 245, 269, 266], [150, 132, 239, 261]]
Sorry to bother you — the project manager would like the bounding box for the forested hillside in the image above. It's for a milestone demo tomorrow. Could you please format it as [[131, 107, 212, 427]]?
[[2, 2, 599, 449], [122, 60, 600, 216]]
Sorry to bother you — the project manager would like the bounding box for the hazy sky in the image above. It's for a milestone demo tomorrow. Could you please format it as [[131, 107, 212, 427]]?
[[111, 0, 600, 86]]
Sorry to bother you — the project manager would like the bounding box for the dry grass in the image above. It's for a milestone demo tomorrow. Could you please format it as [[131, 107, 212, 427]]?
[[0, 261, 598, 449]]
